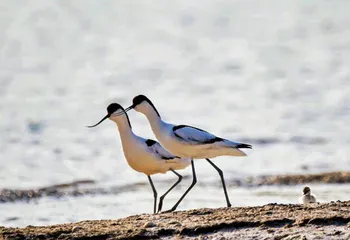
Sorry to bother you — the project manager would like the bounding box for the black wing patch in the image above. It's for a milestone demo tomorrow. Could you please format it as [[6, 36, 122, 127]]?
[[145, 139, 157, 147], [145, 139, 179, 160], [236, 143, 252, 149], [160, 155, 177, 160], [172, 125, 224, 144]]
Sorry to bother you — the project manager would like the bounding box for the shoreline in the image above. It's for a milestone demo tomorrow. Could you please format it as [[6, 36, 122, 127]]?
[[1, 171, 350, 203], [1, 201, 350, 239]]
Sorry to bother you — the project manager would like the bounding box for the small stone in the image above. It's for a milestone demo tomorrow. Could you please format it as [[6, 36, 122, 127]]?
[[57, 233, 70, 240], [144, 221, 157, 228], [72, 226, 83, 232], [169, 220, 182, 227]]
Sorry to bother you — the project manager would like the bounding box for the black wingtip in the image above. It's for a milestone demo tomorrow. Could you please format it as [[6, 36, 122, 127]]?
[[237, 143, 252, 149]]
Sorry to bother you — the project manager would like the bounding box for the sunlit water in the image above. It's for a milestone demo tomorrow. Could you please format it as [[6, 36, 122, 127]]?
[[1, 0, 350, 227]]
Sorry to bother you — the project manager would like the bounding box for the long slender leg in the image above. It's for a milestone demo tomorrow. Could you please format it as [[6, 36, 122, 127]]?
[[206, 158, 232, 207], [147, 175, 157, 214], [163, 160, 197, 213], [157, 169, 183, 213]]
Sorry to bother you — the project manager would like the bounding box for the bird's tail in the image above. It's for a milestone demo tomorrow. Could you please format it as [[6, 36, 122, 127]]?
[[220, 141, 252, 156], [236, 143, 252, 149]]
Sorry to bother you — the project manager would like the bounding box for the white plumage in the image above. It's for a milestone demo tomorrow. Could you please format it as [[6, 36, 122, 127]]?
[[171, 124, 249, 158], [87, 103, 191, 213], [125, 95, 252, 160], [173, 125, 219, 143], [122, 95, 252, 212], [120, 133, 190, 176], [299, 186, 317, 205]]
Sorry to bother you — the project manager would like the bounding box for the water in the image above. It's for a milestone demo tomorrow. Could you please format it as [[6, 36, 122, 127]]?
[[1, 0, 350, 227]]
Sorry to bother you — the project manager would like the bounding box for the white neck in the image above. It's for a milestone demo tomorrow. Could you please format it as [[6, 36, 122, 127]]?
[[142, 104, 167, 138], [111, 115, 136, 145]]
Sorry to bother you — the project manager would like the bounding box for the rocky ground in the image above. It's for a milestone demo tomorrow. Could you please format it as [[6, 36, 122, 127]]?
[[2, 171, 350, 239], [1, 201, 350, 240]]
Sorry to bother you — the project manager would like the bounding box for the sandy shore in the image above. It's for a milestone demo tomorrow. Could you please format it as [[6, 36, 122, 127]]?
[[1, 201, 350, 239]]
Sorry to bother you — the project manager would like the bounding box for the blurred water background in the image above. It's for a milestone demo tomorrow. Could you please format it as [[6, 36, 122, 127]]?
[[1, 0, 350, 227]]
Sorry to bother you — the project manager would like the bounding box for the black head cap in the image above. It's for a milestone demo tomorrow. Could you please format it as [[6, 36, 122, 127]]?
[[132, 95, 160, 117], [303, 186, 311, 195], [86, 103, 126, 128], [107, 103, 123, 115], [132, 95, 150, 106]]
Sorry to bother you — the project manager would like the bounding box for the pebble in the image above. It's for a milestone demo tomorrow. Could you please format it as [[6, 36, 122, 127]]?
[[72, 226, 83, 232], [169, 220, 182, 227], [144, 221, 157, 228], [57, 233, 70, 240]]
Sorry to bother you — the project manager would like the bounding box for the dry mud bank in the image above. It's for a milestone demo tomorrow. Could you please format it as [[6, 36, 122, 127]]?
[[1, 201, 350, 240]]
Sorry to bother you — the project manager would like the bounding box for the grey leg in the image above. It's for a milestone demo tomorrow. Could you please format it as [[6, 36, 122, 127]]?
[[147, 175, 157, 214], [206, 158, 232, 207], [157, 169, 183, 213], [163, 160, 197, 213]]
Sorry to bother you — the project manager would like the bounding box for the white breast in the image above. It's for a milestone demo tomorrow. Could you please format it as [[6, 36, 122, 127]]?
[[299, 194, 316, 205]]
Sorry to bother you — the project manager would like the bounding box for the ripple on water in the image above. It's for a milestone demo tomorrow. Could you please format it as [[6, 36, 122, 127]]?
[[239, 136, 328, 146]]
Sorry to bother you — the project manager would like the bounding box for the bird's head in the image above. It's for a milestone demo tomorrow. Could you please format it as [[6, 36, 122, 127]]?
[[87, 103, 127, 127], [124, 95, 160, 117], [303, 186, 311, 195]]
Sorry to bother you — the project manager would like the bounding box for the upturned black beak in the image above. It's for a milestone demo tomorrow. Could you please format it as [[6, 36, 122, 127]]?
[[86, 114, 110, 128]]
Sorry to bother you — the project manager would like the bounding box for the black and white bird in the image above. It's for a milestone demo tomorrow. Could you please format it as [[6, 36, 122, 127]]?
[[121, 95, 252, 212], [87, 103, 191, 213], [299, 186, 316, 205]]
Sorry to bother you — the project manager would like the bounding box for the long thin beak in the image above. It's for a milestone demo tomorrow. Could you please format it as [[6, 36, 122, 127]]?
[[86, 114, 110, 128], [115, 104, 134, 116]]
